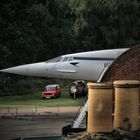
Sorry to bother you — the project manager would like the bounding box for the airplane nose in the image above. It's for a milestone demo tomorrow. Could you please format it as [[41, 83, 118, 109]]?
[[1, 66, 31, 75], [0, 62, 47, 76]]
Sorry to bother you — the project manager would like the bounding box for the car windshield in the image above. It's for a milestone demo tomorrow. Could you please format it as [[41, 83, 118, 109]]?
[[45, 85, 57, 90]]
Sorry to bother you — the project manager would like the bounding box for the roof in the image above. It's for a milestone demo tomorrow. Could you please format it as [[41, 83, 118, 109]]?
[[101, 45, 140, 82]]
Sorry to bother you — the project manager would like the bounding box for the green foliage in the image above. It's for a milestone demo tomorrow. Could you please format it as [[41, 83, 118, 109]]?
[[0, 86, 84, 107], [0, 0, 140, 95], [73, 0, 140, 49]]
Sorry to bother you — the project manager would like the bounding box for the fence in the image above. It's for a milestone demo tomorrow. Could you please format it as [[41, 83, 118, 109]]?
[[0, 106, 81, 118]]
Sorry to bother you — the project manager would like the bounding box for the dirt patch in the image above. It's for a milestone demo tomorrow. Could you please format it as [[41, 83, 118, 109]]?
[[66, 130, 140, 140]]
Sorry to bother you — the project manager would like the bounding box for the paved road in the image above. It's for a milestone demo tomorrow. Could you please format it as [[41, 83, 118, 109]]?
[[0, 107, 81, 140]]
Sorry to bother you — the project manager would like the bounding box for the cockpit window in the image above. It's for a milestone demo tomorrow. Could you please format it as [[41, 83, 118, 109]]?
[[46, 56, 62, 63], [63, 57, 69, 61], [62, 56, 74, 62], [68, 57, 74, 61], [45, 56, 74, 63]]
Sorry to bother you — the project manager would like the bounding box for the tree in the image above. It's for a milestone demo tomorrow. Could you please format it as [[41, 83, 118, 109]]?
[[72, 0, 140, 49]]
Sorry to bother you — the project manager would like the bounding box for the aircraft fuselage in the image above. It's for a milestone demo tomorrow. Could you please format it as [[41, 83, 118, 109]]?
[[0, 48, 128, 81]]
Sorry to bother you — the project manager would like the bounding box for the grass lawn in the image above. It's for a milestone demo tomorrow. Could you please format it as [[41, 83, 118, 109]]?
[[0, 87, 86, 108]]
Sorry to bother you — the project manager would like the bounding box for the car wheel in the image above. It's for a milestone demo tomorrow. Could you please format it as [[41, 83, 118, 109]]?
[[53, 95, 57, 98], [58, 93, 61, 97]]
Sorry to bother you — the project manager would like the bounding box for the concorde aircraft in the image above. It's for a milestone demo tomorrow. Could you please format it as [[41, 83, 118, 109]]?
[[0, 48, 129, 81]]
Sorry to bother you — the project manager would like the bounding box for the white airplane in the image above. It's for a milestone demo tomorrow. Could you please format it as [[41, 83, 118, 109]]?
[[0, 48, 129, 81]]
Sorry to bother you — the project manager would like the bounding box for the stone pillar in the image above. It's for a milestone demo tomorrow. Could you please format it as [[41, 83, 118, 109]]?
[[87, 82, 113, 132], [113, 80, 140, 130]]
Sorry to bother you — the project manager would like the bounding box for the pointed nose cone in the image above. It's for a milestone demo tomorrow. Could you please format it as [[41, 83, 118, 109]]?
[[0, 62, 47, 77]]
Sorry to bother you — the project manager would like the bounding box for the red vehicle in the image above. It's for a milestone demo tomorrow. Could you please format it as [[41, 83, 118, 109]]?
[[42, 84, 61, 99]]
